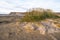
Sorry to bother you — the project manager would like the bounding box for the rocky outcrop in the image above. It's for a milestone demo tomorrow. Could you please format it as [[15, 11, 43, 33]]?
[[0, 19, 60, 40], [19, 20, 60, 35], [9, 12, 25, 16]]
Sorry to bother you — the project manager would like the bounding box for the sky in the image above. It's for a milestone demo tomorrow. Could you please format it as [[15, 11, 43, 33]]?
[[0, 0, 60, 14]]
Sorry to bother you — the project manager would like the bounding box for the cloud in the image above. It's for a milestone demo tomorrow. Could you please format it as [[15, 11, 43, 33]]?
[[0, 0, 60, 14]]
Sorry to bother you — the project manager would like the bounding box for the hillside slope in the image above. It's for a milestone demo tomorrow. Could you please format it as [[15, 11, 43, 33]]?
[[0, 16, 60, 40]]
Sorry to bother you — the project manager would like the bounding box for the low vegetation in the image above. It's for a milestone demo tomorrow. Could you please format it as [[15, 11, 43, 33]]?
[[0, 8, 60, 40], [21, 8, 60, 22]]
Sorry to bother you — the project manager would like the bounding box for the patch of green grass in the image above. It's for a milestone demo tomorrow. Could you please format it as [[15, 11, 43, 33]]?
[[21, 8, 60, 22]]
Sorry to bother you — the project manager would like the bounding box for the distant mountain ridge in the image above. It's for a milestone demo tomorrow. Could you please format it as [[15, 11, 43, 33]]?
[[0, 12, 60, 16], [55, 12, 60, 16]]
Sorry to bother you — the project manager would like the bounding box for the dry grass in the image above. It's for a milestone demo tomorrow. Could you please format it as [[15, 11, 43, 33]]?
[[53, 19, 60, 28], [0, 23, 54, 40], [0, 16, 60, 40]]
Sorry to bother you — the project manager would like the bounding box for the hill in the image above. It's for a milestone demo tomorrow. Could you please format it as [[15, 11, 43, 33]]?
[[0, 8, 60, 40]]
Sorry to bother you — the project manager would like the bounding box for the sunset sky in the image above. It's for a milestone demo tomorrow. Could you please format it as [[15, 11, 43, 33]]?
[[0, 0, 60, 14]]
